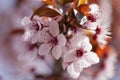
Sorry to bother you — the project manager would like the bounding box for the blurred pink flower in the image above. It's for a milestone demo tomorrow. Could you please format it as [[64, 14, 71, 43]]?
[[21, 16, 42, 43], [93, 25, 111, 48], [22, 15, 66, 60]]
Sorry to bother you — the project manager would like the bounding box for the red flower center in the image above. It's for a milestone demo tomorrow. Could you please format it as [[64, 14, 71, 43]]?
[[76, 49, 84, 57], [96, 27, 101, 34], [33, 23, 39, 31], [49, 37, 58, 45], [88, 15, 97, 22]]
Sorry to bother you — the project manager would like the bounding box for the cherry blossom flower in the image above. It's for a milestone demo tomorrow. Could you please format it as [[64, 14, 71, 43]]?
[[22, 15, 63, 43], [22, 15, 66, 60], [95, 48, 116, 80], [92, 0, 112, 48], [63, 36, 99, 79], [38, 19, 66, 60], [93, 25, 111, 47], [21, 16, 42, 43], [82, 4, 100, 30], [81, 3, 111, 48]]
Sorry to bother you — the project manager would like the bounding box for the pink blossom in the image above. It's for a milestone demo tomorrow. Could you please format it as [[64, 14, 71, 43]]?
[[93, 25, 111, 48], [22, 15, 63, 44], [22, 15, 66, 60], [21, 16, 42, 43], [90, 3, 111, 48], [82, 4, 100, 30], [63, 37, 99, 79], [38, 19, 66, 60]]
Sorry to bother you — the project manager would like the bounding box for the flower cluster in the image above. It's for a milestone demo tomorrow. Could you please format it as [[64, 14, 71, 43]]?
[[21, 0, 111, 79]]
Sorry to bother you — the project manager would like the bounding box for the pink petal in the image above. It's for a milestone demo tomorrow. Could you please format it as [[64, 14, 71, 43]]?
[[52, 45, 62, 60], [33, 15, 41, 22], [33, 16, 42, 29], [79, 58, 91, 68], [83, 21, 98, 30], [67, 63, 80, 79], [38, 30, 51, 43], [62, 62, 69, 70], [31, 31, 40, 44], [48, 21, 59, 37], [81, 37, 92, 52], [57, 34, 66, 46], [52, 15, 62, 22], [84, 52, 100, 65], [70, 33, 85, 48], [37, 21, 42, 30], [21, 16, 31, 26], [63, 50, 76, 62], [22, 30, 33, 41], [38, 43, 52, 55], [40, 17, 51, 26]]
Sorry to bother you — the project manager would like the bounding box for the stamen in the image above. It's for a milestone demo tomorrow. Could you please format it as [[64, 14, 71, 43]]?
[[76, 49, 84, 57]]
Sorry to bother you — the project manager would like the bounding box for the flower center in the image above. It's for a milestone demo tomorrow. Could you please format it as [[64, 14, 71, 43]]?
[[96, 27, 101, 34], [27, 43, 37, 51], [76, 49, 84, 57], [32, 23, 39, 31], [49, 37, 58, 45], [88, 15, 97, 22]]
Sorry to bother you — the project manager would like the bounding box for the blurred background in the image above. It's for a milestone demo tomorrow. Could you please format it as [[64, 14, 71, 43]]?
[[0, 0, 120, 80]]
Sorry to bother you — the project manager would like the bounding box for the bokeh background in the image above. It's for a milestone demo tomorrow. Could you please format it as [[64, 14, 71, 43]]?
[[0, 0, 120, 80]]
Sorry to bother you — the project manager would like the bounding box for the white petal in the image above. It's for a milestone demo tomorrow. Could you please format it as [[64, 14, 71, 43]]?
[[52, 45, 62, 60], [22, 30, 33, 41], [48, 21, 59, 37], [81, 37, 92, 52], [57, 34, 66, 46], [83, 21, 98, 30], [89, 4, 99, 13], [80, 58, 91, 68], [38, 43, 52, 55], [67, 63, 80, 79], [84, 52, 100, 65], [73, 61, 83, 72], [63, 50, 76, 62], [70, 33, 85, 48]]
